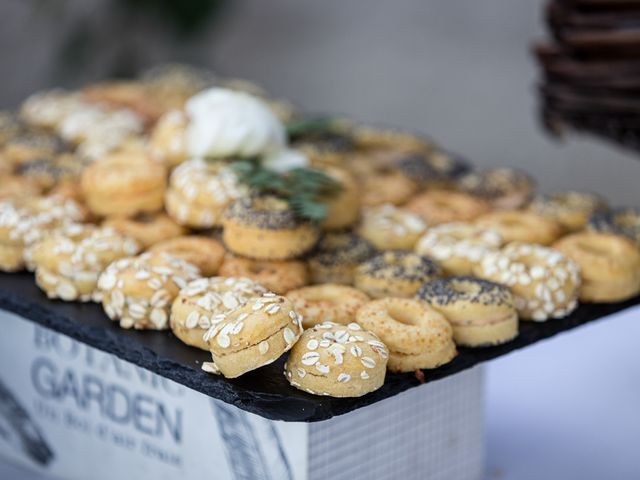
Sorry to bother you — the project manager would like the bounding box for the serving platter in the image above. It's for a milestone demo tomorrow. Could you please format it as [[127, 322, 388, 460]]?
[[1, 271, 637, 422]]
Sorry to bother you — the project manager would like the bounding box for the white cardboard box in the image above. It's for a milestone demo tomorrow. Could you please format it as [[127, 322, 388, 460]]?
[[0, 309, 484, 480]]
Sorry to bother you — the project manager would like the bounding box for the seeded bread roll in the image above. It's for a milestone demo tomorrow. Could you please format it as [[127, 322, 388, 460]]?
[[528, 191, 607, 232], [103, 212, 186, 249], [475, 210, 563, 246], [165, 158, 248, 228], [203, 293, 303, 378], [171, 276, 268, 350], [457, 168, 536, 210], [285, 321, 388, 397], [222, 196, 320, 260], [588, 207, 640, 246], [415, 222, 503, 276], [357, 204, 427, 251], [286, 284, 370, 328], [417, 277, 518, 347], [553, 232, 640, 303], [150, 236, 225, 277], [355, 251, 441, 299], [307, 233, 377, 285], [98, 251, 201, 330], [356, 298, 457, 372], [474, 243, 581, 321], [31, 224, 140, 302]]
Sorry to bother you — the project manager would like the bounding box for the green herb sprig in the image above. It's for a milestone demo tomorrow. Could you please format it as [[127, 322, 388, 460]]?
[[230, 157, 341, 222]]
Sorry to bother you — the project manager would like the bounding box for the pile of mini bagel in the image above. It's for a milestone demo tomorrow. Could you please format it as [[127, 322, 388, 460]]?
[[2, 65, 640, 399]]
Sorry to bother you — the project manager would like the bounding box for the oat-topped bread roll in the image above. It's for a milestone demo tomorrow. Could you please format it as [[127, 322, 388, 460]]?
[[170, 276, 267, 350], [165, 158, 248, 229], [415, 222, 503, 276], [203, 293, 303, 378], [285, 321, 388, 397], [30, 224, 140, 302], [98, 251, 200, 330], [357, 204, 426, 251], [474, 243, 581, 321], [0, 196, 87, 272]]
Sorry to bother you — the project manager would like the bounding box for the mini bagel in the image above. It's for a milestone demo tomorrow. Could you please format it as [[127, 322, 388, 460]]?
[[405, 190, 491, 225], [357, 204, 426, 250], [352, 126, 434, 154], [528, 191, 608, 232], [219, 255, 308, 294], [286, 284, 370, 328], [165, 158, 248, 229], [3, 131, 64, 165], [0, 111, 23, 145], [475, 210, 563, 246], [356, 297, 456, 372], [204, 293, 303, 378], [355, 251, 441, 298], [425, 150, 471, 181], [588, 207, 640, 245], [222, 196, 320, 260], [103, 213, 186, 249], [0, 175, 43, 201], [319, 166, 361, 231], [81, 151, 167, 217], [148, 110, 188, 167], [415, 222, 503, 276], [307, 233, 377, 285], [553, 232, 640, 303], [457, 168, 535, 210], [98, 252, 201, 330], [474, 242, 581, 321], [285, 321, 388, 397], [0, 196, 87, 272], [149, 235, 225, 277], [31, 224, 140, 302], [417, 277, 518, 347], [170, 276, 268, 350], [359, 166, 418, 207], [14, 153, 85, 191]]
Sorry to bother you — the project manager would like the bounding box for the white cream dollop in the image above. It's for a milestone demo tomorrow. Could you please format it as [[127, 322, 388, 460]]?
[[185, 88, 286, 159], [263, 148, 310, 173]]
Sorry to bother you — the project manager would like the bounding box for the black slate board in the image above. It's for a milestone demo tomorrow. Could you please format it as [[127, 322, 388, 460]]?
[[1, 271, 638, 422]]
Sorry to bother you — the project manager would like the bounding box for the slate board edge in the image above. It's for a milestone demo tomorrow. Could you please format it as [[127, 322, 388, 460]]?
[[1, 276, 638, 422]]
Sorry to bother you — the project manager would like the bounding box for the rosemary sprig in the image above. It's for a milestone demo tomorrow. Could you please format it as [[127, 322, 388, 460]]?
[[229, 157, 341, 221], [285, 116, 345, 140]]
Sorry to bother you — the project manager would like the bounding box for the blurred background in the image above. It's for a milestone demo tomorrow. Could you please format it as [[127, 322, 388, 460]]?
[[1, 1, 639, 479]]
